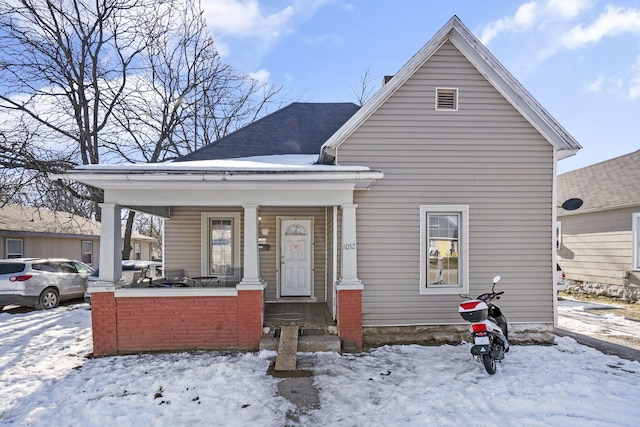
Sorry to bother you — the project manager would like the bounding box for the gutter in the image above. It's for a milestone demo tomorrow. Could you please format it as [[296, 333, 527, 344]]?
[[50, 170, 384, 183]]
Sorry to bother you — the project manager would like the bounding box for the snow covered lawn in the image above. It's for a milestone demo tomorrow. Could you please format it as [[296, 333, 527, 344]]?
[[2, 303, 639, 426]]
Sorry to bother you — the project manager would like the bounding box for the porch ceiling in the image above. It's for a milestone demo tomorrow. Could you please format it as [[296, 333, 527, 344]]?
[[104, 184, 362, 208]]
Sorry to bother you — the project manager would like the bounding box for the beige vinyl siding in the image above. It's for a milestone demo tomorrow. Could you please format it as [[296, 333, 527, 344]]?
[[559, 207, 636, 286], [164, 207, 243, 278], [165, 206, 328, 302], [338, 40, 555, 326], [2, 235, 101, 267]]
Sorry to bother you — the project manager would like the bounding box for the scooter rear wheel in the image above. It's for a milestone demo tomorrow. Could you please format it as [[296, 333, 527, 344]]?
[[482, 354, 497, 375]]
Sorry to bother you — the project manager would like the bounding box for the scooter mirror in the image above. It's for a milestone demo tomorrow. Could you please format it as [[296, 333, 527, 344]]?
[[493, 275, 501, 284]]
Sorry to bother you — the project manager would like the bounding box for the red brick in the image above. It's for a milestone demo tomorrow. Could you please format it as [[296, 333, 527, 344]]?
[[337, 289, 363, 348]]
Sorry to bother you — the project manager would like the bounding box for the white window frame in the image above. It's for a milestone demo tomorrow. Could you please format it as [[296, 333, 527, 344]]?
[[420, 205, 469, 294], [201, 212, 241, 277], [6, 238, 23, 258], [556, 221, 562, 251], [81, 240, 93, 265], [633, 212, 640, 271], [134, 242, 142, 260], [435, 87, 458, 111]]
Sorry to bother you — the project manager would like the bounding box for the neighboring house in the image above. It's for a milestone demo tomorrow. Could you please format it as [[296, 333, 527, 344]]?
[[0, 204, 156, 267], [53, 16, 580, 357], [558, 150, 640, 301]]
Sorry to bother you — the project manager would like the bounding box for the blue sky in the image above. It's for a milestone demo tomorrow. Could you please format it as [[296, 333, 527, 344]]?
[[200, 0, 640, 174]]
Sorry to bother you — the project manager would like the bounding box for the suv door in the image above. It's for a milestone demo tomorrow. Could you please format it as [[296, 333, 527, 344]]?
[[58, 261, 85, 298]]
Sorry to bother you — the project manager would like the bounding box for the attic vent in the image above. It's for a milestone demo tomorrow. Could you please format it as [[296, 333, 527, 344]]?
[[436, 88, 458, 111]]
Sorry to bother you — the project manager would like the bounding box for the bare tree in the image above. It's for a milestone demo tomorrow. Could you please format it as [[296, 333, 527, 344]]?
[[109, 0, 281, 162], [0, 0, 164, 214], [350, 68, 376, 106], [0, 0, 282, 258]]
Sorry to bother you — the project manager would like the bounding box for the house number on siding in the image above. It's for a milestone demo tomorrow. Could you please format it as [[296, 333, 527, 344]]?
[[343, 243, 356, 250]]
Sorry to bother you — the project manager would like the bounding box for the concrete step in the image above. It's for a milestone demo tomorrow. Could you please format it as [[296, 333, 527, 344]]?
[[261, 325, 341, 353], [274, 325, 299, 371], [261, 334, 341, 353]]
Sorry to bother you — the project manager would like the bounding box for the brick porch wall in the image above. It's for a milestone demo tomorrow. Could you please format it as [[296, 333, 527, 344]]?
[[91, 292, 117, 356], [337, 289, 363, 348], [90, 289, 264, 357]]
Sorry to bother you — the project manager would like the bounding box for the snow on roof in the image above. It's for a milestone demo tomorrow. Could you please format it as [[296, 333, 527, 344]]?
[[74, 154, 371, 173]]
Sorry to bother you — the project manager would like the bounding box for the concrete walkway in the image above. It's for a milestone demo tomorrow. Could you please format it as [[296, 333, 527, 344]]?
[[555, 327, 640, 362]]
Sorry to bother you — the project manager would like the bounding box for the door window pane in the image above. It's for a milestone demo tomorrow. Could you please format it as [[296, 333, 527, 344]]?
[[210, 219, 233, 274]]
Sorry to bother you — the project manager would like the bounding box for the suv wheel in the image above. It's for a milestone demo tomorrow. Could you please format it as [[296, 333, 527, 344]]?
[[37, 288, 60, 310]]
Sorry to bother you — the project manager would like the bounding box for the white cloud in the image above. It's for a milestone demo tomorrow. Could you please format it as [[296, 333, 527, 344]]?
[[560, 5, 640, 49], [202, 0, 294, 38], [200, 0, 335, 66], [480, 1, 538, 44], [586, 74, 604, 93], [248, 68, 270, 83], [479, 0, 595, 44], [547, 0, 591, 19], [629, 55, 640, 99]]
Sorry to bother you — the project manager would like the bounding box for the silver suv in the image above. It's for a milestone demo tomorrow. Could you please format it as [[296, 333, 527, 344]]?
[[84, 260, 163, 304], [0, 258, 93, 310]]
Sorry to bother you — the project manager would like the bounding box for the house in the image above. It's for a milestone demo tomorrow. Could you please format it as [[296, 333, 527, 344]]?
[[0, 204, 156, 267], [52, 16, 580, 357], [558, 150, 640, 302]]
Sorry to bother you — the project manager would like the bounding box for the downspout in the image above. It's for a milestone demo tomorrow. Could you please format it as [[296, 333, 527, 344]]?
[[332, 205, 338, 320], [553, 149, 559, 326]]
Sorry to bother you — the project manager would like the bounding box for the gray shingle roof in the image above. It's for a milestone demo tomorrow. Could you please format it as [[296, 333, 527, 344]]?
[[177, 102, 360, 162], [0, 204, 155, 240], [558, 149, 640, 213]]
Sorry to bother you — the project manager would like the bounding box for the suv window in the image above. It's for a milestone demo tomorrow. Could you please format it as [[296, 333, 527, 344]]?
[[32, 262, 58, 273], [73, 262, 93, 274], [58, 262, 79, 274], [0, 263, 26, 275]]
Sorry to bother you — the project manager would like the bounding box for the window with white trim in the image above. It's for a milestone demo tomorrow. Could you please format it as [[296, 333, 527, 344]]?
[[6, 238, 23, 259], [134, 242, 142, 260], [436, 87, 458, 111], [633, 213, 640, 271], [201, 212, 241, 276], [420, 205, 469, 294], [556, 221, 562, 250], [81, 240, 93, 265]]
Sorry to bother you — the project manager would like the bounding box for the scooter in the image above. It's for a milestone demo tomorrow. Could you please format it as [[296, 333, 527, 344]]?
[[458, 275, 509, 374]]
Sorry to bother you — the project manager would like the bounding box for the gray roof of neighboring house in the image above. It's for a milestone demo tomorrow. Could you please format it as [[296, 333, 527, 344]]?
[[558, 149, 640, 213], [0, 204, 101, 236], [176, 102, 360, 161], [0, 204, 155, 241]]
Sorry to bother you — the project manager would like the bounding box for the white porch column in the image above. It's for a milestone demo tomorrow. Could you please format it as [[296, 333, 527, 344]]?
[[96, 203, 122, 288], [338, 203, 362, 288], [237, 204, 266, 289]]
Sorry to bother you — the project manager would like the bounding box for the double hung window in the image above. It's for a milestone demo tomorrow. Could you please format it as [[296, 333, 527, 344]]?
[[6, 238, 23, 259], [201, 213, 241, 277], [81, 240, 93, 265], [633, 213, 640, 271], [420, 205, 468, 294]]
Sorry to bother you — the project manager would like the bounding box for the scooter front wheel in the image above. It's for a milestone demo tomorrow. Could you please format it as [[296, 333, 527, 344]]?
[[482, 354, 497, 375]]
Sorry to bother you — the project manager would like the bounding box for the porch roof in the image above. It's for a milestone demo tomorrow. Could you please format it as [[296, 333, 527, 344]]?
[[51, 155, 383, 215], [52, 155, 382, 189]]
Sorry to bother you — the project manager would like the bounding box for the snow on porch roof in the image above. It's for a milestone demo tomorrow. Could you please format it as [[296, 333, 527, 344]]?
[[71, 154, 372, 173]]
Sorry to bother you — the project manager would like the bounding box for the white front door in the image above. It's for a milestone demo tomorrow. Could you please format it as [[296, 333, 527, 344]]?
[[280, 219, 312, 297]]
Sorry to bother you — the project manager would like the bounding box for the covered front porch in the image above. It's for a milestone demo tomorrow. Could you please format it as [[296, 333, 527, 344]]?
[[68, 160, 381, 356]]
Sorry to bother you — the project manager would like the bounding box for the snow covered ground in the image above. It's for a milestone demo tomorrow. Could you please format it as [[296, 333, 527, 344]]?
[[1, 303, 640, 426], [558, 297, 640, 351]]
